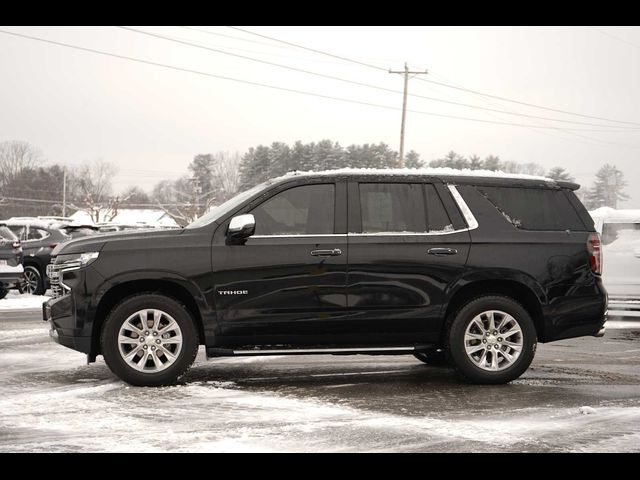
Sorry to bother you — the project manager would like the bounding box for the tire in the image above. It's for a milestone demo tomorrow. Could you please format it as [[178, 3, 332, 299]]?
[[0, 287, 8, 300], [23, 265, 45, 295], [101, 294, 199, 387], [413, 350, 449, 367], [446, 295, 537, 384]]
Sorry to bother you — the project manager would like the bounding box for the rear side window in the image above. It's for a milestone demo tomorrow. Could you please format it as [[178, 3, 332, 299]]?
[[478, 186, 586, 231], [360, 183, 426, 233], [425, 184, 453, 232], [252, 183, 335, 235]]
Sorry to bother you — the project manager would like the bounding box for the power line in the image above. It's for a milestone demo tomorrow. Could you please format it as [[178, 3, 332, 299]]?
[[118, 26, 640, 130], [226, 26, 640, 127], [589, 26, 640, 50], [1, 28, 639, 139]]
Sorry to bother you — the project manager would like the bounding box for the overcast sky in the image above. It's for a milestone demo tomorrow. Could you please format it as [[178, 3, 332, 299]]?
[[1, 26, 639, 205]]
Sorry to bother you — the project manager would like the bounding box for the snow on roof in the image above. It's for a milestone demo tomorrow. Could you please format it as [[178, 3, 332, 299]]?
[[282, 167, 554, 182], [70, 209, 179, 228], [589, 207, 640, 223]]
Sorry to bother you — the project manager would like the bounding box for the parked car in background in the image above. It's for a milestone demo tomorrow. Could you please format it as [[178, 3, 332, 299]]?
[[57, 224, 100, 239], [45, 169, 606, 387], [590, 207, 640, 316], [1, 218, 71, 295], [0, 223, 23, 299]]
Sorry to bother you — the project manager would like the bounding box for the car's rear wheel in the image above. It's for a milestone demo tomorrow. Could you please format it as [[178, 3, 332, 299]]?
[[23, 265, 45, 295], [101, 294, 199, 387], [0, 287, 8, 300], [413, 350, 449, 367], [446, 295, 537, 384]]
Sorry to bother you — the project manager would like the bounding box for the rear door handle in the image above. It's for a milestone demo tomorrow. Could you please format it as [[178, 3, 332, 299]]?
[[311, 248, 342, 257], [428, 247, 458, 256]]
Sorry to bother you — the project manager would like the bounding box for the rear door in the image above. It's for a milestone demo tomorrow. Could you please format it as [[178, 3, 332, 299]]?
[[346, 180, 471, 345]]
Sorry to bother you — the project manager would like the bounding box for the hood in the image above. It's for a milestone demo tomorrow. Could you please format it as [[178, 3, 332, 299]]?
[[52, 228, 184, 256]]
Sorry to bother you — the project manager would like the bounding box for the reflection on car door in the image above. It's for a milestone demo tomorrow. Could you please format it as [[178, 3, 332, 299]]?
[[211, 181, 349, 346], [346, 180, 471, 345]]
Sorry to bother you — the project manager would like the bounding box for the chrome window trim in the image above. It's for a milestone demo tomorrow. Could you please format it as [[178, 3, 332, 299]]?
[[348, 230, 467, 237], [251, 233, 348, 239], [448, 185, 479, 231]]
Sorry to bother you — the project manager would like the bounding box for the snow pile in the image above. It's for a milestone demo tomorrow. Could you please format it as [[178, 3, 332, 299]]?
[[579, 406, 596, 415], [70, 209, 179, 228], [589, 207, 640, 223], [282, 167, 554, 182], [0, 291, 49, 310]]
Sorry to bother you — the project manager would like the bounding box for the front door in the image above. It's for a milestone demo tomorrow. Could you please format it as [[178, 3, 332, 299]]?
[[211, 181, 349, 346], [346, 180, 471, 345]]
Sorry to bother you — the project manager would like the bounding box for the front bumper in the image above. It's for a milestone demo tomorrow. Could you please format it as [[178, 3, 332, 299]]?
[[43, 293, 92, 355]]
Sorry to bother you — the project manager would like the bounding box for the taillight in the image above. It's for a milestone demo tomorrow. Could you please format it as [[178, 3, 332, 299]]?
[[587, 233, 601, 275], [49, 243, 58, 249]]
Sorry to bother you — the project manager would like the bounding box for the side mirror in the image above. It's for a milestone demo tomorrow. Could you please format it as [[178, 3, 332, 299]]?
[[227, 214, 255, 244]]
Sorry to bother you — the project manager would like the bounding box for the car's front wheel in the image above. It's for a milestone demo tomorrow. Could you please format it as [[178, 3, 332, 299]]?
[[23, 265, 45, 295], [101, 294, 199, 387], [446, 295, 537, 384]]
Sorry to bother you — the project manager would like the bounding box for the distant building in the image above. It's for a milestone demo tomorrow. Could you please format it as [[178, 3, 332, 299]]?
[[70, 209, 180, 229]]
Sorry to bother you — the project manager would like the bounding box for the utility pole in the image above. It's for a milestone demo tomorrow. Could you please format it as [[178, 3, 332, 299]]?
[[62, 166, 67, 217], [389, 63, 428, 167]]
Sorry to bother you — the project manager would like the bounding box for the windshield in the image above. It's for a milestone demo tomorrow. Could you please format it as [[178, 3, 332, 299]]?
[[187, 181, 271, 229], [0, 226, 18, 241]]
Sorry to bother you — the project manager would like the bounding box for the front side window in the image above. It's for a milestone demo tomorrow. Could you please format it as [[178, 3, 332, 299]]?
[[251, 184, 335, 236], [359, 183, 426, 233]]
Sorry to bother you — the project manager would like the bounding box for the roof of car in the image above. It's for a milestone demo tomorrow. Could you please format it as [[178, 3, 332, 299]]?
[[274, 168, 579, 190]]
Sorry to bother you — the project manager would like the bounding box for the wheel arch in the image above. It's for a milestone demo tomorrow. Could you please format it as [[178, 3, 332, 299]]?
[[443, 278, 546, 342], [91, 278, 206, 359]]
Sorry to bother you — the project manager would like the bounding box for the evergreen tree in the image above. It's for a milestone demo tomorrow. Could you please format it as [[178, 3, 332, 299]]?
[[483, 155, 502, 171], [238, 145, 271, 189], [585, 164, 629, 209], [405, 150, 423, 168], [430, 151, 469, 169], [547, 167, 575, 182], [469, 155, 483, 170]]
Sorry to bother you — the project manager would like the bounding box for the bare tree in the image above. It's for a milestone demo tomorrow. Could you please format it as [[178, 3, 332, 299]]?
[[212, 152, 242, 203], [71, 159, 118, 223], [0, 140, 42, 188]]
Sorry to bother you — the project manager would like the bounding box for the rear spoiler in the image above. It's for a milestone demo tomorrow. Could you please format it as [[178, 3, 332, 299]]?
[[556, 181, 580, 191]]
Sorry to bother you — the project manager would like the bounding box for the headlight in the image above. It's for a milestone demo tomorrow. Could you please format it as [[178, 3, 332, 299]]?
[[55, 251, 100, 270]]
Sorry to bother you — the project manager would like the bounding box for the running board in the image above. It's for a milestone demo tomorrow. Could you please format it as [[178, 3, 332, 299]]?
[[206, 345, 431, 358]]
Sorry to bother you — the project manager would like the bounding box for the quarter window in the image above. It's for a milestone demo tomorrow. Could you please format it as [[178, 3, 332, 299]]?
[[251, 184, 335, 235]]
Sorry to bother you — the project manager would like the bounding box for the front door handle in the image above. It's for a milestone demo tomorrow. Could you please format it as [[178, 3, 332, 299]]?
[[311, 248, 342, 257], [428, 247, 458, 256]]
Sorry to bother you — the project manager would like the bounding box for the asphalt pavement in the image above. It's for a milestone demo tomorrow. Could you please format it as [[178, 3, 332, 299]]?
[[1, 308, 639, 452]]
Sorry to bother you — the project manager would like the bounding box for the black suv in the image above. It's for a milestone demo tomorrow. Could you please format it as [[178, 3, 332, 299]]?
[[0, 224, 23, 299], [44, 170, 607, 386], [3, 218, 71, 295]]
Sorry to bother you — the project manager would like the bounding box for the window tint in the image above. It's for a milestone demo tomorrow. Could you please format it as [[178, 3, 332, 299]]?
[[425, 184, 453, 232], [359, 183, 426, 233], [8, 225, 26, 240], [251, 184, 335, 235], [27, 228, 46, 240], [478, 186, 585, 231]]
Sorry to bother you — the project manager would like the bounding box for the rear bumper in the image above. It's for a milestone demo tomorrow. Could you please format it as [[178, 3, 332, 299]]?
[[0, 268, 23, 287]]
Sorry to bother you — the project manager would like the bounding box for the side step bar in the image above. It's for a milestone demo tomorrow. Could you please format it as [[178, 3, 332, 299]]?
[[206, 345, 432, 358]]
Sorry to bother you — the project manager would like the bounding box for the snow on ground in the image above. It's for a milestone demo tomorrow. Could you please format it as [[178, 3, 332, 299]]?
[[0, 291, 48, 310], [1, 310, 640, 452]]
